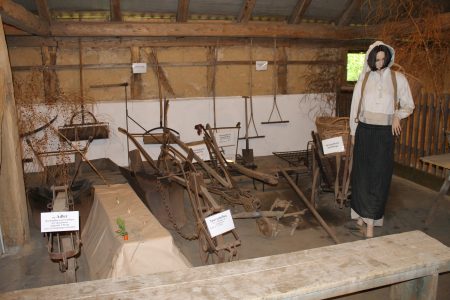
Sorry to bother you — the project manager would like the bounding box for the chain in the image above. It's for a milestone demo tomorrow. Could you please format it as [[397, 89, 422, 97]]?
[[157, 179, 198, 241]]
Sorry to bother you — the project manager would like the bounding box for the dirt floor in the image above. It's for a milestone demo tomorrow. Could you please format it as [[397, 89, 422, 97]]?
[[0, 155, 449, 299]]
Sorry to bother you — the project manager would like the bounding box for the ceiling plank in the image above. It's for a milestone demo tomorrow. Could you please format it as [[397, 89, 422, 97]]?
[[288, 0, 312, 24], [337, 0, 362, 26], [176, 0, 190, 23], [110, 0, 122, 22], [0, 0, 49, 35], [35, 0, 51, 24], [237, 0, 256, 23], [50, 21, 349, 40]]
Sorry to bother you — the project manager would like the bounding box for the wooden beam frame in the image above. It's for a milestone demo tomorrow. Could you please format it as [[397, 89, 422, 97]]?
[[35, 0, 51, 24], [176, 0, 190, 23], [288, 0, 312, 24], [110, 0, 122, 22], [41, 45, 59, 102], [0, 0, 49, 35], [5, 36, 372, 49], [337, 0, 362, 26], [50, 21, 348, 40], [237, 0, 256, 23]]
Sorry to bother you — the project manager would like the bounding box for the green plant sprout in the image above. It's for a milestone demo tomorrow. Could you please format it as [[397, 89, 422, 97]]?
[[116, 217, 128, 236]]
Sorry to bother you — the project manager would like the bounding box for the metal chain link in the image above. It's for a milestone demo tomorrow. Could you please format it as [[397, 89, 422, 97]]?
[[156, 179, 198, 241]]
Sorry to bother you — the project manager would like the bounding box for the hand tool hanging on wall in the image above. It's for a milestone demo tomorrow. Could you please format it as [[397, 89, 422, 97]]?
[[262, 38, 289, 125], [238, 39, 265, 167], [90, 82, 130, 160], [239, 96, 265, 167], [58, 39, 109, 141], [141, 48, 179, 144]]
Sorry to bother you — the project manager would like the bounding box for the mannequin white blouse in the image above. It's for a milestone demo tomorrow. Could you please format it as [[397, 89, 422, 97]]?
[[349, 68, 415, 137]]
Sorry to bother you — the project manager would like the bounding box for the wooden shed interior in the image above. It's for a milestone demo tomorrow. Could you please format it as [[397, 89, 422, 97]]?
[[0, 0, 450, 299]]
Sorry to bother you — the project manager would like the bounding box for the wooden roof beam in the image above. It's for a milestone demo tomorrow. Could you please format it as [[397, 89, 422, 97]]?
[[288, 0, 312, 24], [35, 0, 51, 24], [337, 0, 362, 27], [237, 0, 256, 23], [176, 0, 190, 23], [50, 21, 349, 40], [110, 0, 122, 22], [0, 0, 49, 35]]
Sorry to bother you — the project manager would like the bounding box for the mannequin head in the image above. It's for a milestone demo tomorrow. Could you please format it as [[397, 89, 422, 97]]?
[[367, 45, 392, 71]]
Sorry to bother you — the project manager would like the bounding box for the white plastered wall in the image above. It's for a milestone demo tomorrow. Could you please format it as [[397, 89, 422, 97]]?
[[22, 94, 333, 171]]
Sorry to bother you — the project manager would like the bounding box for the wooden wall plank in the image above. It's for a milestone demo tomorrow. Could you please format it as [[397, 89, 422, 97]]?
[[406, 101, 415, 166], [413, 93, 422, 169], [419, 93, 428, 171]]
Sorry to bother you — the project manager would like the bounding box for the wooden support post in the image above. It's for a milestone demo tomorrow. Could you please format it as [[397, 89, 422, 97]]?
[[41, 46, 59, 103], [0, 16, 29, 247], [130, 46, 143, 99], [276, 47, 287, 94]]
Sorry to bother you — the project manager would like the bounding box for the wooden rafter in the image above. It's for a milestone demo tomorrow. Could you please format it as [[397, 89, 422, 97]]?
[[35, 0, 51, 24], [288, 0, 312, 24], [337, 0, 362, 27], [176, 0, 190, 23], [0, 0, 49, 35], [2, 23, 28, 35], [237, 0, 256, 23], [110, 0, 122, 22]]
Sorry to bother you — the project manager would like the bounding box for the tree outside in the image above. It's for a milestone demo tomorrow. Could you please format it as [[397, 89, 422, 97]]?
[[347, 52, 365, 82]]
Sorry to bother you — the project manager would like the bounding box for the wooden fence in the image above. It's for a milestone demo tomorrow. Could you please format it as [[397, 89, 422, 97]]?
[[395, 93, 450, 177]]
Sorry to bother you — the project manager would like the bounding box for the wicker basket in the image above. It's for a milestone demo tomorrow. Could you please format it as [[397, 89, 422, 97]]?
[[315, 117, 350, 155]]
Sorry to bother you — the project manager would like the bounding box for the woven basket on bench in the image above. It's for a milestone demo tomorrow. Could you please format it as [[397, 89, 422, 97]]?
[[315, 116, 350, 155]]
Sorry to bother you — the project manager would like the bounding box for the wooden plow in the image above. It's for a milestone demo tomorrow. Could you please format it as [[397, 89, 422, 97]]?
[[119, 127, 240, 264], [194, 124, 306, 238], [118, 122, 305, 262], [46, 185, 81, 283]]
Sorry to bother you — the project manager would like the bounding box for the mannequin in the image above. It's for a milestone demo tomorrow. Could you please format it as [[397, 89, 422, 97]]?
[[348, 41, 415, 238]]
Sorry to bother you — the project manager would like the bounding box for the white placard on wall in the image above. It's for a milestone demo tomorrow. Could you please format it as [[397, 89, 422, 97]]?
[[132, 63, 147, 74]]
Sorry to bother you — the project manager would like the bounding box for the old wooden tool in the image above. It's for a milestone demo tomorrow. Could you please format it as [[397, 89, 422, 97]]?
[[118, 127, 241, 264], [262, 39, 289, 125], [239, 95, 265, 167], [280, 169, 340, 244], [46, 185, 80, 283], [58, 39, 109, 141]]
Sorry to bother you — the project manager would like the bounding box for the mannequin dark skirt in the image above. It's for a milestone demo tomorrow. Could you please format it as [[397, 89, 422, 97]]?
[[351, 122, 394, 221]]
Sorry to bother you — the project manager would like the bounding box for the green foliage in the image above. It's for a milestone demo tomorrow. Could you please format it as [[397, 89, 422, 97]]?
[[116, 217, 127, 236], [347, 52, 365, 82]]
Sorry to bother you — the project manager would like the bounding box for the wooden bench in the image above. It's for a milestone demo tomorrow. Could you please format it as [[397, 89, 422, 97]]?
[[2, 230, 449, 299], [421, 153, 450, 225]]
